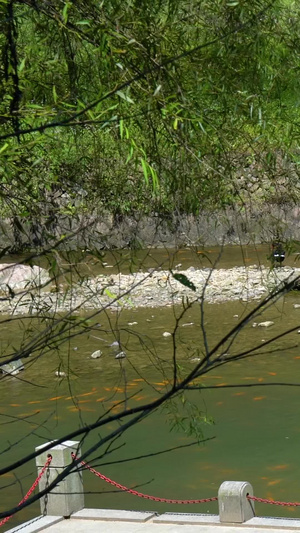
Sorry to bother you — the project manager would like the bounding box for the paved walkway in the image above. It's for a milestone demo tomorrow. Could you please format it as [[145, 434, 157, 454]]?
[[7, 509, 300, 533]]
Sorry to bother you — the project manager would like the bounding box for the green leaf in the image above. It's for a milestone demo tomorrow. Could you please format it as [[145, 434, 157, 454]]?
[[125, 145, 134, 164], [53, 85, 58, 104], [116, 91, 134, 104], [104, 288, 117, 299], [149, 165, 159, 190], [119, 119, 124, 139], [0, 143, 9, 155], [153, 85, 161, 96], [27, 104, 44, 109], [18, 58, 26, 73], [62, 2, 72, 23], [171, 272, 197, 292], [75, 20, 90, 26], [140, 157, 149, 186]]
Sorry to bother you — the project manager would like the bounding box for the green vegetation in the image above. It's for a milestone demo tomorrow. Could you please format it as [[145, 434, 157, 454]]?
[[1, 0, 300, 220]]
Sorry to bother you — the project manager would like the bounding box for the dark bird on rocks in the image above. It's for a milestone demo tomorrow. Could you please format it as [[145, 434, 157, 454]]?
[[271, 241, 285, 267]]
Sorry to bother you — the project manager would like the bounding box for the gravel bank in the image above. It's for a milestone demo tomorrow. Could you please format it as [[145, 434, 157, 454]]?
[[1, 265, 300, 315]]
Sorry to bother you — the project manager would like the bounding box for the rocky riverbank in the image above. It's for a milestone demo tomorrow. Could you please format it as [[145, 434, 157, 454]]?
[[1, 265, 300, 315]]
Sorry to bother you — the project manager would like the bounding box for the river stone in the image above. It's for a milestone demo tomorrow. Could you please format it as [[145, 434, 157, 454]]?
[[91, 350, 102, 359], [115, 351, 126, 359], [294, 304, 300, 309], [0, 263, 50, 293], [257, 321, 274, 327], [163, 331, 172, 337], [1, 359, 24, 375]]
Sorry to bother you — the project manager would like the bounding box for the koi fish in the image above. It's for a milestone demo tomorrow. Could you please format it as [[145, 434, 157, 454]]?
[[77, 391, 97, 397], [253, 396, 266, 401], [48, 396, 65, 401], [268, 464, 289, 471]]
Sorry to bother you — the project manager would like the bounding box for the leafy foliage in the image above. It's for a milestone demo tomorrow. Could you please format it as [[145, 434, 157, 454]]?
[[1, 0, 300, 222], [172, 272, 197, 292]]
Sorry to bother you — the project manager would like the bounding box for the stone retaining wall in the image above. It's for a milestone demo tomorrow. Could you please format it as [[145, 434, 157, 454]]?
[[1, 204, 300, 252]]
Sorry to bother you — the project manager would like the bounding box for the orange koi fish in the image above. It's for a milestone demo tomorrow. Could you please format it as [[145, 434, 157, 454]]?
[[77, 391, 97, 397], [267, 480, 281, 486], [253, 396, 266, 401], [49, 396, 65, 401], [268, 464, 289, 471]]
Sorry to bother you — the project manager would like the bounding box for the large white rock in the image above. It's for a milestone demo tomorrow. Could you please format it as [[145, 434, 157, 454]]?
[[91, 350, 102, 359], [257, 321, 274, 327], [1, 359, 24, 375], [0, 263, 50, 293]]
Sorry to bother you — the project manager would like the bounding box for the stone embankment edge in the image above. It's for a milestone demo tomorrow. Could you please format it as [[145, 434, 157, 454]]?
[[6, 509, 300, 533]]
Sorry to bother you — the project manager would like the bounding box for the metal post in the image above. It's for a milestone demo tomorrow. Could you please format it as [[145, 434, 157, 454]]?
[[218, 481, 255, 523], [35, 440, 84, 517]]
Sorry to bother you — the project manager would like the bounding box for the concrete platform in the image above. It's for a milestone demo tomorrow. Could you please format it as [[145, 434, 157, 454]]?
[[7, 509, 300, 533]]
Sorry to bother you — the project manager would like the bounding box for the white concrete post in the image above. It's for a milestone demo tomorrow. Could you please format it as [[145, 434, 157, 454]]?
[[218, 481, 255, 523], [35, 440, 84, 517]]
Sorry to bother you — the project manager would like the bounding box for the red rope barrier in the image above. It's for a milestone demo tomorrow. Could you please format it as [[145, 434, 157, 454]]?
[[71, 454, 217, 504], [0, 455, 52, 528], [248, 495, 300, 507]]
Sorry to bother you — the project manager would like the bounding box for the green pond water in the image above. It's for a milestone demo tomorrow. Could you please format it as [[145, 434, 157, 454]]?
[[1, 244, 300, 530]]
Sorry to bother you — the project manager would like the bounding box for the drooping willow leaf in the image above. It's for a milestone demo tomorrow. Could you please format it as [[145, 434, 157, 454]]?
[[171, 272, 197, 292]]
